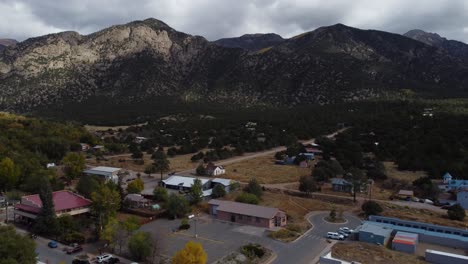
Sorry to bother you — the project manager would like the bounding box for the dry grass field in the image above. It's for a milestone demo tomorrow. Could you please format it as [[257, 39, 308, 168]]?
[[219, 156, 313, 184], [379, 203, 468, 229], [332, 242, 428, 264], [87, 153, 197, 172], [383, 162, 427, 182]]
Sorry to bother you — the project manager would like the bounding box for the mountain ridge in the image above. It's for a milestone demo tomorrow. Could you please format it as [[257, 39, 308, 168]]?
[[1, 19, 468, 119]]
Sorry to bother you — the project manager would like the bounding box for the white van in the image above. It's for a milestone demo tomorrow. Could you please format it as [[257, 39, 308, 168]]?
[[96, 254, 113, 263], [327, 232, 344, 240]]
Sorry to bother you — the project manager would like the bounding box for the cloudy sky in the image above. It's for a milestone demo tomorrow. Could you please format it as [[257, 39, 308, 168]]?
[[1, 0, 468, 43]]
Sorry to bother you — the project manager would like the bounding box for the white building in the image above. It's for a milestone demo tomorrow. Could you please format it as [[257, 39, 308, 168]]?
[[83, 166, 122, 183]]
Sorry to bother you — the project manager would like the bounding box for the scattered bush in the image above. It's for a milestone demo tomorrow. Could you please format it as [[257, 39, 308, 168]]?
[[235, 192, 259, 204], [241, 243, 265, 259], [211, 184, 226, 198], [362, 200, 383, 216], [447, 204, 466, 221], [245, 178, 263, 198], [268, 229, 297, 241], [63, 232, 86, 244], [179, 218, 191, 230]]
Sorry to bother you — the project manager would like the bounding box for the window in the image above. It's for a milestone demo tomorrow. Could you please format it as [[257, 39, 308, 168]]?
[[428, 228, 435, 232], [256, 217, 260, 223], [238, 215, 243, 220]]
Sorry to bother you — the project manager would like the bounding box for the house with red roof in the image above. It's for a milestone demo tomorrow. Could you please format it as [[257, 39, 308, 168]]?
[[13, 190, 92, 222]]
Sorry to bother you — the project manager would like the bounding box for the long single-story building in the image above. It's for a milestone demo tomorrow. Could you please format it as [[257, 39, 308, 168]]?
[[368, 215, 468, 249], [208, 199, 287, 229], [83, 166, 122, 182], [14, 190, 92, 222], [162, 175, 211, 192]]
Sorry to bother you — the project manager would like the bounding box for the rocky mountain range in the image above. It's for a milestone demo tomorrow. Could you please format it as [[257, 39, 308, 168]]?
[[404, 29, 468, 62], [213, 33, 284, 51], [0, 39, 17, 52], [1, 18, 468, 119]]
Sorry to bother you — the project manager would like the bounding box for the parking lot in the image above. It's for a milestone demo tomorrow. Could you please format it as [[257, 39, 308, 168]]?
[[139, 211, 363, 264]]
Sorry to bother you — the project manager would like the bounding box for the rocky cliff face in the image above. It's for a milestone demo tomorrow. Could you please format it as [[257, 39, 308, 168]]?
[[404, 29, 468, 61], [1, 19, 468, 116]]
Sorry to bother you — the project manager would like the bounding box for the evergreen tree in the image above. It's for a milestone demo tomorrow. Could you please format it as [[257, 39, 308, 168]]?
[[196, 164, 206, 176], [245, 178, 263, 198], [33, 179, 59, 236], [152, 149, 170, 182], [190, 179, 203, 204], [211, 184, 226, 198]]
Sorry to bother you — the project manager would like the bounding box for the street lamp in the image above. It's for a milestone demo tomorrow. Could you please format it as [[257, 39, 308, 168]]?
[[188, 214, 198, 238]]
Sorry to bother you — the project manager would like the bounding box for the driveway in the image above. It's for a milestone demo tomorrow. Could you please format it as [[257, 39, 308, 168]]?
[[139, 211, 362, 264]]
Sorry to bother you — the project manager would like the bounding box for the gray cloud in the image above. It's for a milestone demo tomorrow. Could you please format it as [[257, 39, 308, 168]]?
[[1, 0, 467, 43]]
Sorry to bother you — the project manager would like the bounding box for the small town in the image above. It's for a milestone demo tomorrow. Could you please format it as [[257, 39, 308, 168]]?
[[1, 1, 468, 264]]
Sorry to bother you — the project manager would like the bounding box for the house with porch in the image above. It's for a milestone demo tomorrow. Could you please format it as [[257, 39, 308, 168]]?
[[208, 199, 287, 228], [205, 163, 226, 176], [331, 178, 353, 192], [14, 190, 92, 223]]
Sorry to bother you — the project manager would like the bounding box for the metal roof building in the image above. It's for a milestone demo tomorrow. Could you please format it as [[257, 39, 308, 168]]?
[[357, 221, 393, 245], [392, 231, 418, 253]]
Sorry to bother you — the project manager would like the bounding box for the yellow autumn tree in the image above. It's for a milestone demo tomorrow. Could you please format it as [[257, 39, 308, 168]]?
[[172, 241, 207, 264]]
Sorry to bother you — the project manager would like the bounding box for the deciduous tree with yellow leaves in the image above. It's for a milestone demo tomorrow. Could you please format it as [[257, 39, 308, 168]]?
[[172, 241, 207, 264]]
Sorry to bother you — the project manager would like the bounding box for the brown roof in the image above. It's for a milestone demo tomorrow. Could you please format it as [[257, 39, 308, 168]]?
[[209, 199, 282, 219], [398, 190, 414, 196]]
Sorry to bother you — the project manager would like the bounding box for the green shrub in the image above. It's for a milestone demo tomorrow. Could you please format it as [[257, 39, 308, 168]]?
[[64, 232, 86, 244], [361, 200, 383, 216], [179, 218, 191, 230], [447, 204, 466, 221], [235, 192, 259, 204], [241, 243, 265, 259]]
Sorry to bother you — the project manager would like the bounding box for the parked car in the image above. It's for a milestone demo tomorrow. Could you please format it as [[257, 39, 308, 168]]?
[[327, 232, 344, 240], [72, 259, 90, 264], [104, 257, 120, 264], [338, 231, 349, 238], [48, 241, 58, 248], [339, 227, 353, 234], [66, 245, 83, 254], [96, 254, 113, 263]]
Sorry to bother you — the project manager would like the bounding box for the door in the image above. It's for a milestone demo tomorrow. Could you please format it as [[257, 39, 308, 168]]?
[[231, 214, 236, 222]]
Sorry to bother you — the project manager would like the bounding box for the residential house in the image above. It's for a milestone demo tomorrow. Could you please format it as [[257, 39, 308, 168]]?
[[208, 199, 287, 228], [125, 194, 150, 208], [299, 153, 315, 161], [162, 175, 211, 193], [134, 136, 148, 144], [14, 191, 91, 222], [331, 178, 353, 192], [396, 190, 414, 200], [457, 188, 468, 209], [205, 162, 226, 176], [83, 166, 122, 183], [443, 172, 453, 184], [447, 179, 468, 191], [161, 175, 235, 198], [80, 143, 90, 151]]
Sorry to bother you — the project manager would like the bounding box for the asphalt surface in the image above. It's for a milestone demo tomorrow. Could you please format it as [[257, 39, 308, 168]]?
[[138, 211, 362, 264]]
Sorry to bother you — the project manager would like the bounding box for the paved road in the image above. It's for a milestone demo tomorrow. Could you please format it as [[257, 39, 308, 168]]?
[[139, 211, 361, 264], [272, 212, 362, 264]]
